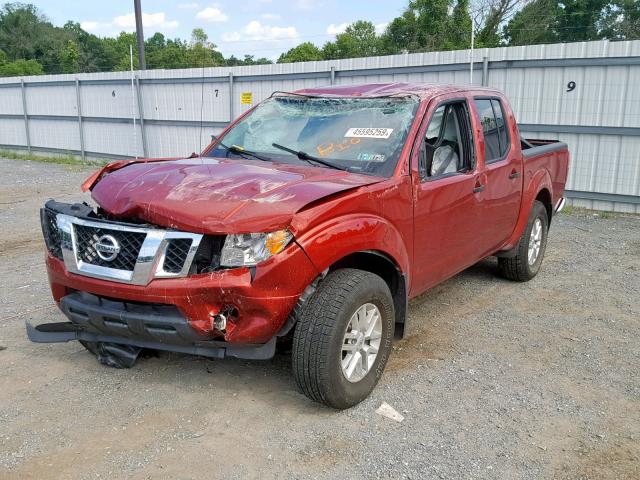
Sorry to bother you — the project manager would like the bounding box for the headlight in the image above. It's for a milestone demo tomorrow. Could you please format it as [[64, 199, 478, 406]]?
[[220, 230, 293, 267]]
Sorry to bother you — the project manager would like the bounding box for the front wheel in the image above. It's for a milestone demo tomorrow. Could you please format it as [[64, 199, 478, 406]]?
[[292, 269, 394, 409], [499, 200, 549, 281]]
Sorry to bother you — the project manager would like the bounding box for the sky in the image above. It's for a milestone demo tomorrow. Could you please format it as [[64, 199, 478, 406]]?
[[35, 0, 405, 60]]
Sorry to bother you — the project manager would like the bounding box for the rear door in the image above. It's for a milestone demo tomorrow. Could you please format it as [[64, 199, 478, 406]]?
[[471, 97, 523, 250], [410, 97, 486, 295]]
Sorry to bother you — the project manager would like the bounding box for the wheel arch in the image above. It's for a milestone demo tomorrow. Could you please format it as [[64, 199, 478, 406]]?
[[328, 250, 407, 340], [535, 187, 553, 225], [293, 214, 411, 339], [501, 169, 554, 251]]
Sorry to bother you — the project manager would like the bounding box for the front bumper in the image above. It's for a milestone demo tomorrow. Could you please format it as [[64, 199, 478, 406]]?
[[26, 322, 276, 359], [27, 305, 276, 361], [40, 239, 319, 347]]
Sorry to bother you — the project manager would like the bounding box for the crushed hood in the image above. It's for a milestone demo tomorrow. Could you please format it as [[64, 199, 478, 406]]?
[[90, 157, 381, 233]]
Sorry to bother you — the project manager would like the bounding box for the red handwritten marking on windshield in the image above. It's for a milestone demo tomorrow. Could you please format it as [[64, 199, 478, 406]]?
[[316, 138, 361, 157]]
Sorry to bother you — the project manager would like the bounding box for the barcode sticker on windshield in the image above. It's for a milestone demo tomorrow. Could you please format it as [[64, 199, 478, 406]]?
[[345, 128, 394, 139]]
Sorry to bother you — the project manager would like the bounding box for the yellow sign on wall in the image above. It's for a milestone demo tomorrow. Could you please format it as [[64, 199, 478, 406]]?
[[241, 92, 253, 105]]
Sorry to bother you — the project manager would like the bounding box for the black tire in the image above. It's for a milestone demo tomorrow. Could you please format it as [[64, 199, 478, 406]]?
[[499, 200, 549, 282], [292, 268, 394, 409]]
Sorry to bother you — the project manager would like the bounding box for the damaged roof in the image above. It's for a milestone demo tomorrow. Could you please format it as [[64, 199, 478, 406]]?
[[292, 82, 492, 100]]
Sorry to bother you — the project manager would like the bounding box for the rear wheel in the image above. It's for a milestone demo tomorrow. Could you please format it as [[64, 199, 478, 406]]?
[[499, 200, 549, 281], [292, 269, 394, 409]]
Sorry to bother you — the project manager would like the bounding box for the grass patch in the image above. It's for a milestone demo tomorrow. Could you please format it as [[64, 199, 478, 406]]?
[[596, 210, 613, 219], [560, 203, 631, 219], [0, 149, 108, 167], [560, 204, 584, 216]]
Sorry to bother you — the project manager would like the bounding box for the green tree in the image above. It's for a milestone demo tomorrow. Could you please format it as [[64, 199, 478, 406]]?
[[618, 0, 640, 38], [601, 0, 640, 39], [444, 0, 473, 49], [0, 58, 43, 76], [145, 33, 192, 69], [0, 3, 71, 72], [380, 12, 418, 53], [504, 0, 612, 45], [153, 39, 190, 68], [277, 42, 324, 63], [476, 9, 504, 47], [237, 54, 272, 65], [0, 3, 44, 61], [107, 32, 140, 71], [322, 20, 382, 59], [57, 39, 79, 73], [473, 0, 523, 48], [186, 28, 225, 67], [380, 0, 452, 53], [63, 21, 117, 72], [225, 54, 272, 66], [504, 0, 560, 45], [554, 0, 608, 42]]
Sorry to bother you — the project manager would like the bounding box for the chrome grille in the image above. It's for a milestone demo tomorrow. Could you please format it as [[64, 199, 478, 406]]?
[[163, 238, 193, 274], [53, 213, 203, 285], [40, 208, 62, 259], [74, 224, 146, 271]]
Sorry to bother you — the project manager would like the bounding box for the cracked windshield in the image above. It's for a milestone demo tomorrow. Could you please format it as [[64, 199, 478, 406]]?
[[208, 95, 419, 177]]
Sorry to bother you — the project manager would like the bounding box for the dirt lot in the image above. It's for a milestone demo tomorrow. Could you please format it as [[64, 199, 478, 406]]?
[[1, 158, 639, 479]]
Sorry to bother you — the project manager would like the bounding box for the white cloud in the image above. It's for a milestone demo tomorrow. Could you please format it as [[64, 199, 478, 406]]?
[[375, 22, 388, 34], [196, 6, 229, 22], [178, 2, 199, 8], [80, 21, 100, 32], [261, 13, 281, 20], [81, 11, 179, 36], [326, 21, 389, 36], [113, 12, 179, 30], [326, 22, 349, 35], [222, 20, 298, 43]]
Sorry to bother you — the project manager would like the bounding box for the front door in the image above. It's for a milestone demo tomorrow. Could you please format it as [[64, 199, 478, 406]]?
[[411, 99, 486, 295]]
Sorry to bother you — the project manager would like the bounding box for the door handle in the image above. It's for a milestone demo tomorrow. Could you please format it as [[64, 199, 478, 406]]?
[[508, 169, 521, 179]]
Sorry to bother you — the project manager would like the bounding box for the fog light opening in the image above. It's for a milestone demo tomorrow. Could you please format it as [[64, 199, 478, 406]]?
[[212, 306, 239, 334], [213, 313, 227, 332]]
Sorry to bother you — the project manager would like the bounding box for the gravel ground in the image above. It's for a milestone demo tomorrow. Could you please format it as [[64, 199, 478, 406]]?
[[0, 158, 639, 479]]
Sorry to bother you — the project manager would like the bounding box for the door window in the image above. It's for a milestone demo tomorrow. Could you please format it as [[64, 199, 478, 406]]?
[[420, 102, 473, 179], [474, 99, 510, 163]]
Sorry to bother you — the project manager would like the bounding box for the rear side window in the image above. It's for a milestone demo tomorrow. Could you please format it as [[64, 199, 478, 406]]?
[[475, 99, 509, 163]]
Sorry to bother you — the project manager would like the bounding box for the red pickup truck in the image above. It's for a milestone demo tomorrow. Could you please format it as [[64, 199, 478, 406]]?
[[30, 83, 569, 408]]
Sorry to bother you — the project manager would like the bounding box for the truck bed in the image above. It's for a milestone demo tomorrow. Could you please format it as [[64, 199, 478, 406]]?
[[521, 137, 568, 158], [520, 137, 570, 208]]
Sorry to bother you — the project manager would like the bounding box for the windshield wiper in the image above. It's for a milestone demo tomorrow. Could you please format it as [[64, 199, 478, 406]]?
[[271, 143, 348, 171], [217, 140, 271, 162]]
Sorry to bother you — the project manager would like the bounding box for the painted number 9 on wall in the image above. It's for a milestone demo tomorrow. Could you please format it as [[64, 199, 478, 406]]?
[[241, 92, 253, 105]]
